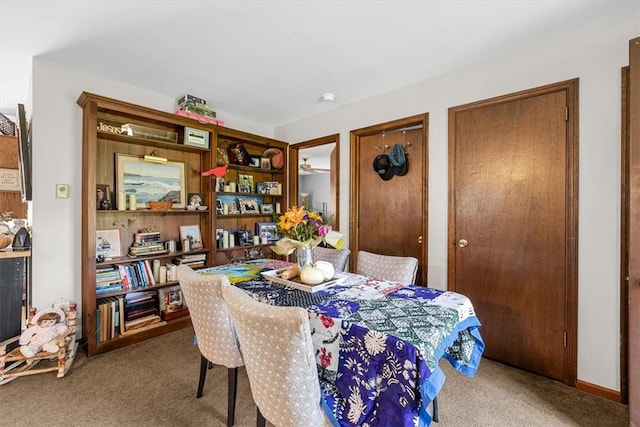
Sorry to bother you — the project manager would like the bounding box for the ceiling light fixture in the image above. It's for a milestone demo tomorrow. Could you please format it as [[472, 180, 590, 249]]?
[[321, 92, 336, 102]]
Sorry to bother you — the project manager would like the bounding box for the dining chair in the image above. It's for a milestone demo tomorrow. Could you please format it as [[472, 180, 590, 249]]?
[[177, 265, 244, 427], [312, 246, 350, 272], [356, 250, 418, 284], [355, 251, 439, 420], [221, 284, 337, 427]]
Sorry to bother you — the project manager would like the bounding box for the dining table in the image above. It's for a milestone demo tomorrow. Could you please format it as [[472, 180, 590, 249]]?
[[198, 259, 485, 427]]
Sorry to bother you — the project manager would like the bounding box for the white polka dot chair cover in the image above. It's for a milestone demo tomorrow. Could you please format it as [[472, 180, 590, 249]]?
[[222, 284, 336, 427], [356, 250, 419, 284], [177, 265, 244, 426], [312, 247, 351, 272]]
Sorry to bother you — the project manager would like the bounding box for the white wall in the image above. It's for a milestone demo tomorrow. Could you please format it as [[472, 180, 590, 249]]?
[[274, 19, 638, 391], [299, 173, 330, 212], [30, 17, 636, 392]]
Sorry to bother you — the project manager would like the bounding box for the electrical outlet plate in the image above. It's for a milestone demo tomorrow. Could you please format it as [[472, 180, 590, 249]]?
[[56, 184, 69, 198]]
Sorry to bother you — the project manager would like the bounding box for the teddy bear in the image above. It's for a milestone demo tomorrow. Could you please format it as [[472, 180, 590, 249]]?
[[19, 308, 68, 358]]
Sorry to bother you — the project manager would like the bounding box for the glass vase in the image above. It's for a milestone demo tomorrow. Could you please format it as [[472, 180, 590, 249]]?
[[296, 247, 314, 269]]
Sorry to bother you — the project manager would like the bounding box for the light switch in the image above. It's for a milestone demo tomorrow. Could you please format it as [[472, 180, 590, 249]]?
[[56, 184, 69, 198]]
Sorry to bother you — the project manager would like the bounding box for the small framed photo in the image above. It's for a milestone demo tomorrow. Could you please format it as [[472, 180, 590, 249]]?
[[187, 192, 203, 209], [260, 204, 274, 214], [249, 156, 261, 168], [260, 157, 271, 169], [238, 184, 252, 193], [238, 174, 254, 192], [256, 182, 267, 194], [96, 183, 111, 210], [239, 197, 260, 214], [164, 288, 184, 311], [216, 199, 224, 214], [179, 224, 203, 249], [96, 229, 122, 259], [255, 222, 279, 242], [237, 229, 253, 246]]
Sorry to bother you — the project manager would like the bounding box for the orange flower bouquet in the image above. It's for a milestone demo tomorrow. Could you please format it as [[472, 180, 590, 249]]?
[[271, 205, 343, 256]]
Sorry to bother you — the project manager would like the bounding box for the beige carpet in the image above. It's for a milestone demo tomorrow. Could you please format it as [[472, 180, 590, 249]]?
[[1, 327, 628, 426]]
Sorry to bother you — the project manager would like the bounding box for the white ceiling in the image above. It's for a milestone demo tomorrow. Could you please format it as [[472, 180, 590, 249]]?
[[0, 1, 637, 128]]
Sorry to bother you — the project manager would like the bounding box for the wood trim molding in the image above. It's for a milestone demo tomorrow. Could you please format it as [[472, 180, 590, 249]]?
[[576, 380, 622, 403]]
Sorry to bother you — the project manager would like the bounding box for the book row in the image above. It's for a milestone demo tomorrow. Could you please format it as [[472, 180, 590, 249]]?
[[96, 288, 187, 344]]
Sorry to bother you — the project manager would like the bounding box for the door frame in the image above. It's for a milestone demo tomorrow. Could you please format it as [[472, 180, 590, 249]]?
[[349, 114, 429, 282], [288, 134, 340, 230], [447, 79, 579, 386], [626, 36, 640, 421]]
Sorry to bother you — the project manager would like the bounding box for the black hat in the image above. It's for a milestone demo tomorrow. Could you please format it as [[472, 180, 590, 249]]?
[[373, 154, 394, 181], [389, 144, 408, 176]]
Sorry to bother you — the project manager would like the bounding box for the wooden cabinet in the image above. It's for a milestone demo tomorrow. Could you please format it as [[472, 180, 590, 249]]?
[[212, 127, 288, 264], [78, 92, 216, 356], [78, 92, 288, 356]]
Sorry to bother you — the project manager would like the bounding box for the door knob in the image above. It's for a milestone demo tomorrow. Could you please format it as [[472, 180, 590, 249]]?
[[458, 239, 469, 248], [418, 236, 423, 244]]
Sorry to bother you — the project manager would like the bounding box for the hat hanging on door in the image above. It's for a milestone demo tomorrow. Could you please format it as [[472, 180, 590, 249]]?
[[373, 153, 394, 181], [389, 144, 408, 176]]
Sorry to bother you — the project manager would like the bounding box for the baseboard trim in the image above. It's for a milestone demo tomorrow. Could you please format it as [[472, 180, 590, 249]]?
[[576, 380, 621, 402]]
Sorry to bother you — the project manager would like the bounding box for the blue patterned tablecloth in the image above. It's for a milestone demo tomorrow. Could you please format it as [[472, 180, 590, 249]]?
[[201, 261, 484, 427]]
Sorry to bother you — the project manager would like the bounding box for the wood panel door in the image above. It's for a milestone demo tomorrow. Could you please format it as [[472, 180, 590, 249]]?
[[448, 80, 578, 384], [350, 114, 428, 284]]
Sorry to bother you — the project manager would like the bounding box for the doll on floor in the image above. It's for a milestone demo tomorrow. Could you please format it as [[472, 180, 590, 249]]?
[[19, 308, 68, 358]]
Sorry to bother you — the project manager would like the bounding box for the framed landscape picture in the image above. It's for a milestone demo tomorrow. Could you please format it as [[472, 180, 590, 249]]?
[[116, 154, 186, 209]]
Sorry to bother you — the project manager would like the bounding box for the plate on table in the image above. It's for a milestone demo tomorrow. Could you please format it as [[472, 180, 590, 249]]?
[[260, 269, 348, 293]]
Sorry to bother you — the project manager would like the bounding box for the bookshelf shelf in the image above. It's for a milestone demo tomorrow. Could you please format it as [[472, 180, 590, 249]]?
[[79, 92, 289, 356], [97, 209, 210, 214], [79, 92, 217, 356]]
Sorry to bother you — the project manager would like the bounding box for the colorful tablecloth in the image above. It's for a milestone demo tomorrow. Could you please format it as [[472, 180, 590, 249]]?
[[199, 261, 484, 426]]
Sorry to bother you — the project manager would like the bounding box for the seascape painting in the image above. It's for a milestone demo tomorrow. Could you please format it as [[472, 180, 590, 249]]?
[[116, 154, 186, 209]]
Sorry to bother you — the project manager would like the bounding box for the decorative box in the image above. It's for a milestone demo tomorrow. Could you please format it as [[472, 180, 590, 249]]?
[[161, 307, 189, 321], [121, 123, 178, 142], [175, 109, 224, 126]]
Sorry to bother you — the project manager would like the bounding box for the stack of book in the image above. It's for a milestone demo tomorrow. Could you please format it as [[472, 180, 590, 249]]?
[[173, 253, 206, 269], [96, 266, 123, 295], [176, 94, 216, 118], [175, 94, 224, 126], [129, 231, 166, 257], [122, 291, 163, 333]]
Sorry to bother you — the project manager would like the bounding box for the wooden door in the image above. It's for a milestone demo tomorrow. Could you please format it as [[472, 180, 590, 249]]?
[[350, 114, 428, 284], [448, 80, 578, 384], [628, 36, 640, 425]]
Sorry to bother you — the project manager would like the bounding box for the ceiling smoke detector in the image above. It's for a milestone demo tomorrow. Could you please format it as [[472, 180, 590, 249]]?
[[321, 92, 336, 102]]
